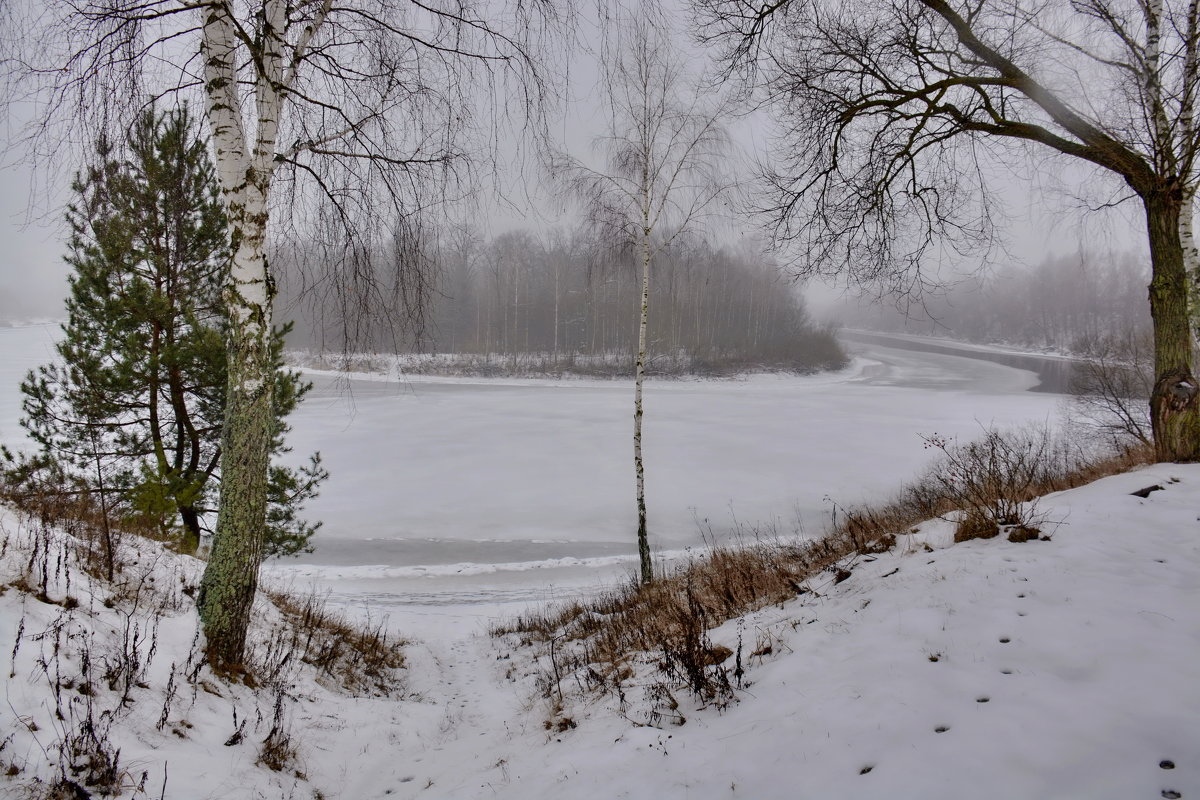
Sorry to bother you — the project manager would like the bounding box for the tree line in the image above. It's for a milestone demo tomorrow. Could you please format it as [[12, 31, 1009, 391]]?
[[283, 228, 845, 375], [838, 252, 1150, 354]]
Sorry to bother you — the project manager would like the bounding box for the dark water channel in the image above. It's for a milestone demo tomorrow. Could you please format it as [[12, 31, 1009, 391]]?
[[838, 329, 1080, 394]]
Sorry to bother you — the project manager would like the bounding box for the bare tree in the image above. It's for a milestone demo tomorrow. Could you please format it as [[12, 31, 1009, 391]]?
[[693, 0, 1200, 461], [3, 0, 562, 668], [553, 8, 734, 584]]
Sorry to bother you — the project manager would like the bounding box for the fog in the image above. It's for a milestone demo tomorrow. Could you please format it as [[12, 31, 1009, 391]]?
[[0, 157, 68, 319], [0, 4, 1149, 327], [832, 250, 1150, 353]]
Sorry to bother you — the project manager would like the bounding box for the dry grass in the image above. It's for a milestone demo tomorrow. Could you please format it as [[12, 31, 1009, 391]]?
[[494, 431, 1152, 707], [3, 460, 407, 696], [0, 468, 173, 589], [261, 589, 406, 697]]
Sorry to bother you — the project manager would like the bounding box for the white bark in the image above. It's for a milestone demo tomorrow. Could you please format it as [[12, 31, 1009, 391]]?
[[197, 0, 295, 666], [634, 225, 652, 585], [1181, 0, 1200, 337], [201, 2, 278, 337], [1183, 187, 1200, 335], [1145, 0, 1173, 167]]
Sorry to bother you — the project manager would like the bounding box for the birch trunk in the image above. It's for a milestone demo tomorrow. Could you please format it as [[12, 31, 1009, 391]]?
[[635, 230, 652, 585], [196, 0, 285, 668], [1182, 0, 1200, 338], [1182, 187, 1200, 337]]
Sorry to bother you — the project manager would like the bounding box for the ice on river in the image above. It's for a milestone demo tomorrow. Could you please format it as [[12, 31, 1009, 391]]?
[[0, 323, 1064, 635]]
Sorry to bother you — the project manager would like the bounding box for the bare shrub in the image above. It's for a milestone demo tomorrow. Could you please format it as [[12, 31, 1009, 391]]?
[[493, 534, 868, 713], [101, 597, 161, 706], [56, 690, 121, 795], [920, 427, 1065, 540], [0, 466, 153, 586], [657, 583, 736, 706], [20, 609, 128, 797], [954, 510, 1000, 543], [1, 504, 184, 798], [257, 687, 297, 773]]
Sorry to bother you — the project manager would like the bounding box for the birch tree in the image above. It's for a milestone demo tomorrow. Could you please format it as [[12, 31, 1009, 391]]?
[[554, 10, 733, 584], [4, 0, 561, 668], [694, 0, 1200, 462]]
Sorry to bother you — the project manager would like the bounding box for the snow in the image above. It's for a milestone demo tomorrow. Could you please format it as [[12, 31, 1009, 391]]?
[[3, 461, 1197, 799], [1, 322, 1196, 799], [282, 345, 1050, 567], [1, 323, 1066, 636]]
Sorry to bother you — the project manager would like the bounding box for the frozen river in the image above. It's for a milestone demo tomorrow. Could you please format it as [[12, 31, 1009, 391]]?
[[0, 323, 1065, 635]]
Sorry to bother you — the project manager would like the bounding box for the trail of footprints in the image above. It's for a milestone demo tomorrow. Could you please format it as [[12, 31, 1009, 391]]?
[[855, 582, 1186, 798]]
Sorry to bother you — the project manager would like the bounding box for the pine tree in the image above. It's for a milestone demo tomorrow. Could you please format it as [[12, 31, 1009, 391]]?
[[7, 106, 325, 557]]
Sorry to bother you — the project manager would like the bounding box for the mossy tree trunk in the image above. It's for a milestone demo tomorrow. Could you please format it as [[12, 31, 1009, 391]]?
[[198, 307, 274, 667], [1144, 188, 1200, 461]]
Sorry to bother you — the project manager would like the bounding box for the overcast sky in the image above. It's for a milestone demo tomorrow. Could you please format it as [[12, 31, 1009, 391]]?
[[0, 4, 1148, 324]]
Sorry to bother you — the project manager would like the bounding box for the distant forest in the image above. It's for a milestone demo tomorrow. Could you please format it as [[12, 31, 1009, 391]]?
[[837, 252, 1149, 354], [279, 228, 846, 375]]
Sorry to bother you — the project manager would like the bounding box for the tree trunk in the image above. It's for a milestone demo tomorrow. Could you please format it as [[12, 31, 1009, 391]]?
[[178, 505, 202, 556], [195, 158, 275, 671], [196, 0, 284, 670], [1144, 188, 1200, 461], [197, 294, 274, 667], [635, 234, 652, 585], [1182, 187, 1200, 334]]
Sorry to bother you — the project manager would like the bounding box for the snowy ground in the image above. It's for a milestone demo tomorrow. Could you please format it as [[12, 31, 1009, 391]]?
[[2, 458, 1196, 799], [840, 326, 1083, 361], [438, 465, 1200, 800]]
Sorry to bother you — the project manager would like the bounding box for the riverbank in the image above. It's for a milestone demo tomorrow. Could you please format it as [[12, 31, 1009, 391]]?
[[838, 328, 1080, 393]]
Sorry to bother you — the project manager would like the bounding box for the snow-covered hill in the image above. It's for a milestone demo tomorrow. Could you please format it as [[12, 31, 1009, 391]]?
[[2, 463, 1198, 799]]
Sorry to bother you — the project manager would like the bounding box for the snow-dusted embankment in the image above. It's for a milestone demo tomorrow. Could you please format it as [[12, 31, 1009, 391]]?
[[416, 464, 1200, 800], [3, 463, 1197, 799]]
